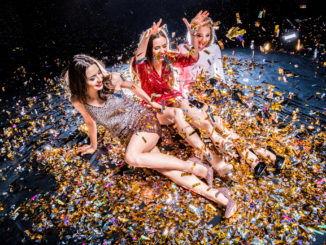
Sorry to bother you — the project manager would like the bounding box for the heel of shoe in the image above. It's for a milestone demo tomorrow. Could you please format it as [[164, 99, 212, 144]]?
[[215, 188, 237, 218], [254, 161, 267, 177], [189, 157, 214, 187], [266, 146, 285, 171]]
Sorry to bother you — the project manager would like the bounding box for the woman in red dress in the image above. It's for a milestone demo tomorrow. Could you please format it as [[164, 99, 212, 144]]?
[[132, 19, 234, 177]]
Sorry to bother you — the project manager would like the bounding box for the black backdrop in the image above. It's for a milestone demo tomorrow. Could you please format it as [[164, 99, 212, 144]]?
[[0, 0, 323, 97]]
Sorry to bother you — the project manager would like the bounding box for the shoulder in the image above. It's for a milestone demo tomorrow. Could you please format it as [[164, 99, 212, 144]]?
[[210, 43, 221, 53], [178, 43, 188, 53], [111, 72, 120, 81], [70, 95, 85, 109], [70, 95, 81, 105]]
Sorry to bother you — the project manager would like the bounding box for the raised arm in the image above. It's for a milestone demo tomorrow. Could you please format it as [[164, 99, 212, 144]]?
[[71, 97, 98, 155], [183, 10, 211, 60], [135, 19, 167, 60]]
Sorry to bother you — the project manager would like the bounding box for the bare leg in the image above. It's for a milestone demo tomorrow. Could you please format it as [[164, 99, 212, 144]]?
[[210, 114, 276, 167], [177, 101, 233, 174], [212, 115, 240, 140], [252, 148, 276, 164], [124, 131, 207, 177], [150, 147, 237, 218], [179, 100, 227, 150], [156, 107, 222, 169]]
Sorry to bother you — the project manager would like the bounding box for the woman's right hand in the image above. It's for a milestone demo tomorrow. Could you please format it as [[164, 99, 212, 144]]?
[[77, 144, 97, 155], [147, 19, 167, 37]]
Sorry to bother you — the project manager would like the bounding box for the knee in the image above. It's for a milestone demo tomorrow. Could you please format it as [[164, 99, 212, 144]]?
[[201, 119, 212, 130], [125, 153, 142, 167], [174, 108, 184, 118]]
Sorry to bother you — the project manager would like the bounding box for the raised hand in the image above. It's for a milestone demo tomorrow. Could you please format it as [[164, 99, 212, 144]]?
[[147, 19, 167, 36], [183, 10, 211, 35]]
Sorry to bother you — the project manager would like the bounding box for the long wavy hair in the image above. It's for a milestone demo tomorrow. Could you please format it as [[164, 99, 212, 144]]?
[[63, 54, 113, 104], [145, 30, 169, 66], [130, 30, 170, 85]]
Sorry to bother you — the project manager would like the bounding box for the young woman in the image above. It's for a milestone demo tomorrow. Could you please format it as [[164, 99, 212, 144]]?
[[178, 11, 285, 177], [132, 19, 235, 177], [64, 54, 237, 218]]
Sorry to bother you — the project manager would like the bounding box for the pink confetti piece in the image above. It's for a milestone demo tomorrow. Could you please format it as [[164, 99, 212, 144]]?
[[105, 182, 111, 188], [317, 179, 325, 185], [282, 215, 292, 221], [31, 195, 37, 201]]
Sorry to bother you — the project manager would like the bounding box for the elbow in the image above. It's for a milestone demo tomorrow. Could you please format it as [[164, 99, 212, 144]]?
[[85, 120, 96, 128]]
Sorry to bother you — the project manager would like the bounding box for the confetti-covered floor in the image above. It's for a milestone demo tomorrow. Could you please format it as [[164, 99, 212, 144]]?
[[0, 49, 325, 244]]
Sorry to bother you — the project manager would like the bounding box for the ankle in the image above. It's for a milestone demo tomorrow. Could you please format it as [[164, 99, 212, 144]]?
[[214, 191, 228, 206]]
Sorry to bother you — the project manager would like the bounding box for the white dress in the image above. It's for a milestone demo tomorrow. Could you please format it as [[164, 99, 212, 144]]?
[[176, 43, 225, 97]]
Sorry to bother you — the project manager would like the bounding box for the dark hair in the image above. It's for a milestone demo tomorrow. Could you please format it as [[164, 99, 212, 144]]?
[[145, 30, 168, 66], [65, 54, 112, 103]]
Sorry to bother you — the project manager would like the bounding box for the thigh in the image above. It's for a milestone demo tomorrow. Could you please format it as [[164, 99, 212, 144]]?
[[125, 132, 160, 155], [180, 100, 207, 122], [156, 107, 177, 125]]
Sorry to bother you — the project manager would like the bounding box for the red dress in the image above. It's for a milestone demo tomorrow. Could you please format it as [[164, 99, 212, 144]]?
[[133, 52, 196, 105]]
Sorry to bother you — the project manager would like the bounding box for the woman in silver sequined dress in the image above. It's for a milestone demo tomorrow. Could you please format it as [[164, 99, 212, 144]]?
[[64, 54, 237, 218]]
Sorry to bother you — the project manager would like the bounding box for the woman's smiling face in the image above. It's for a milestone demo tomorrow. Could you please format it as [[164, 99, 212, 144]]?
[[152, 36, 168, 61], [85, 64, 103, 91], [197, 25, 211, 50]]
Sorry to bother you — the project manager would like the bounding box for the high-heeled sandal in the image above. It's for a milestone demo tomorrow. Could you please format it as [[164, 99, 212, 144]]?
[[188, 157, 214, 187], [254, 161, 267, 177], [266, 146, 285, 172], [215, 187, 237, 218], [247, 149, 268, 178]]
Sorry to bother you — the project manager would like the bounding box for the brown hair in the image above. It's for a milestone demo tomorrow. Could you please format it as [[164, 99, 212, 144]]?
[[63, 54, 113, 104], [145, 30, 168, 66]]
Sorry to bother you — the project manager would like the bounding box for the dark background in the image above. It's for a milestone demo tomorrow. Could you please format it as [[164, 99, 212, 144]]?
[[0, 0, 324, 101], [0, 1, 325, 244]]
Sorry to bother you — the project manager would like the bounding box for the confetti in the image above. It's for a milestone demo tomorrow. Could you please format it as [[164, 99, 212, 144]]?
[[192, 183, 201, 188], [135, 57, 147, 64], [114, 93, 123, 98]]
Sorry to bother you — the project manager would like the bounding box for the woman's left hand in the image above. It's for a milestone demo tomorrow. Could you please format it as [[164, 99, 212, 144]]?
[[183, 10, 211, 35], [148, 19, 167, 36]]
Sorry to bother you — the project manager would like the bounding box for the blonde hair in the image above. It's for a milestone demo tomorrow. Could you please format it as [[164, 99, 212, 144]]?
[[186, 17, 216, 47]]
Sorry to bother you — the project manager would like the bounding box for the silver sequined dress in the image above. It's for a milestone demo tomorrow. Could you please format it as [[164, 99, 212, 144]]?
[[84, 90, 161, 145]]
